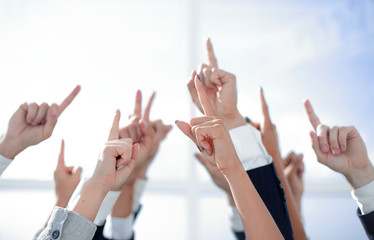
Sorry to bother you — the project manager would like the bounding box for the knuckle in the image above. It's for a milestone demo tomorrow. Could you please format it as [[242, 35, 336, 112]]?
[[215, 118, 225, 126], [40, 102, 49, 108], [30, 102, 38, 108]]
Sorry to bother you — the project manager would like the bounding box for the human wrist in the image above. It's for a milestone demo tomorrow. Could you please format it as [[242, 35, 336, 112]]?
[[226, 192, 235, 206], [220, 157, 244, 179], [225, 111, 247, 130], [345, 163, 374, 189], [0, 135, 24, 159], [55, 198, 70, 208], [73, 178, 108, 221]]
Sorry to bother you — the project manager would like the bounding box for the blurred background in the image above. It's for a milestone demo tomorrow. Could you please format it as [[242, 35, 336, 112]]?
[[0, 0, 373, 239]]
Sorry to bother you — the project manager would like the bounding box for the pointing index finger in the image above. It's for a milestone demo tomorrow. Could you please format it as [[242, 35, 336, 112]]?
[[195, 75, 215, 116], [108, 110, 120, 140], [304, 99, 321, 130], [58, 85, 81, 116], [259, 87, 271, 122], [143, 91, 156, 123], [133, 90, 142, 118], [58, 139, 65, 167], [206, 38, 218, 68]]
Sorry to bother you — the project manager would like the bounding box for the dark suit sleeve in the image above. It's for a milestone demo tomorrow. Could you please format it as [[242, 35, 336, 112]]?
[[92, 205, 142, 240], [233, 230, 246, 240], [357, 208, 374, 239], [231, 162, 294, 240]]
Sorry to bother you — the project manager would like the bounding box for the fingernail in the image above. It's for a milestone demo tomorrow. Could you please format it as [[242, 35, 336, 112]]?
[[196, 74, 202, 82], [51, 107, 57, 116], [196, 145, 202, 152], [341, 145, 346, 151], [332, 147, 340, 155], [321, 144, 329, 152]]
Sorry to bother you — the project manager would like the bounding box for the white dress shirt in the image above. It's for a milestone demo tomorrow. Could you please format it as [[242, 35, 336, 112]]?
[[0, 154, 12, 177], [226, 124, 273, 231], [103, 178, 147, 239], [229, 124, 272, 171], [351, 179, 374, 215]]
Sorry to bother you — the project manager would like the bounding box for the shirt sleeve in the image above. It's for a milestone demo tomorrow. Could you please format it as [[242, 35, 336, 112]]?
[[37, 207, 96, 240], [93, 191, 121, 226], [0, 154, 12, 177], [229, 124, 272, 171], [103, 214, 134, 240], [33, 228, 45, 240], [132, 178, 147, 212], [227, 205, 244, 232], [351, 179, 374, 215], [69, 177, 121, 226]]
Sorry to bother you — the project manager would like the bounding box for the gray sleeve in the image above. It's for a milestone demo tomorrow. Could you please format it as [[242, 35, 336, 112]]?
[[33, 228, 45, 240], [37, 207, 97, 240]]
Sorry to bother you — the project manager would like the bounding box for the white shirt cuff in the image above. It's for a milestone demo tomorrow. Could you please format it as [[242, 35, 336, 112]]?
[[229, 125, 272, 171], [351, 179, 374, 215], [0, 154, 12, 177], [227, 205, 244, 232], [103, 214, 134, 240], [93, 191, 122, 225], [132, 178, 147, 212]]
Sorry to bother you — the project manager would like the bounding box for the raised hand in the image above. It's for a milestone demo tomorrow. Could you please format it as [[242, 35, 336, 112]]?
[[178, 77, 240, 172], [92, 110, 139, 192], [304, 100, 374, 189], [119, 90, 156, 180], [256, 88, 281, 157], [187, 39, 246, 129], [283, 152, 304, 216], [54, 139, 82, 207], [0, 85, 81, 159], [179, 76, 282, 239]]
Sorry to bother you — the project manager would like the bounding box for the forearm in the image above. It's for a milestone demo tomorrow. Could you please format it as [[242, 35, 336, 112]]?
[[223, 162, 283, 240], [0, 136, 24, 159], [270, 150, 307, 240], [225, 111, 247, 130], [111, 182, 135, 218], [73, 178, 108, 221]]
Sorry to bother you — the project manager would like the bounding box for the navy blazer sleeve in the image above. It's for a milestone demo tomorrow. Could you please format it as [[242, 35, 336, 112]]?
[[232, 162, 294, 240], [357, 208, 374, 239], [233, 230, 246, 240]]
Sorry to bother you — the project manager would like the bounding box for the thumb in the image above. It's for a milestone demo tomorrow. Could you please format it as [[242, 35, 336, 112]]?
[[310, 131, 324, 161], [175, 120, 196, 144], [285, 157, 300, 176], [164, 125, 173, 134], [73, 166, 82, 178], [283, 152, 296, 168], [44, 104, 58, 139], [131, 143, 139, 161]]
